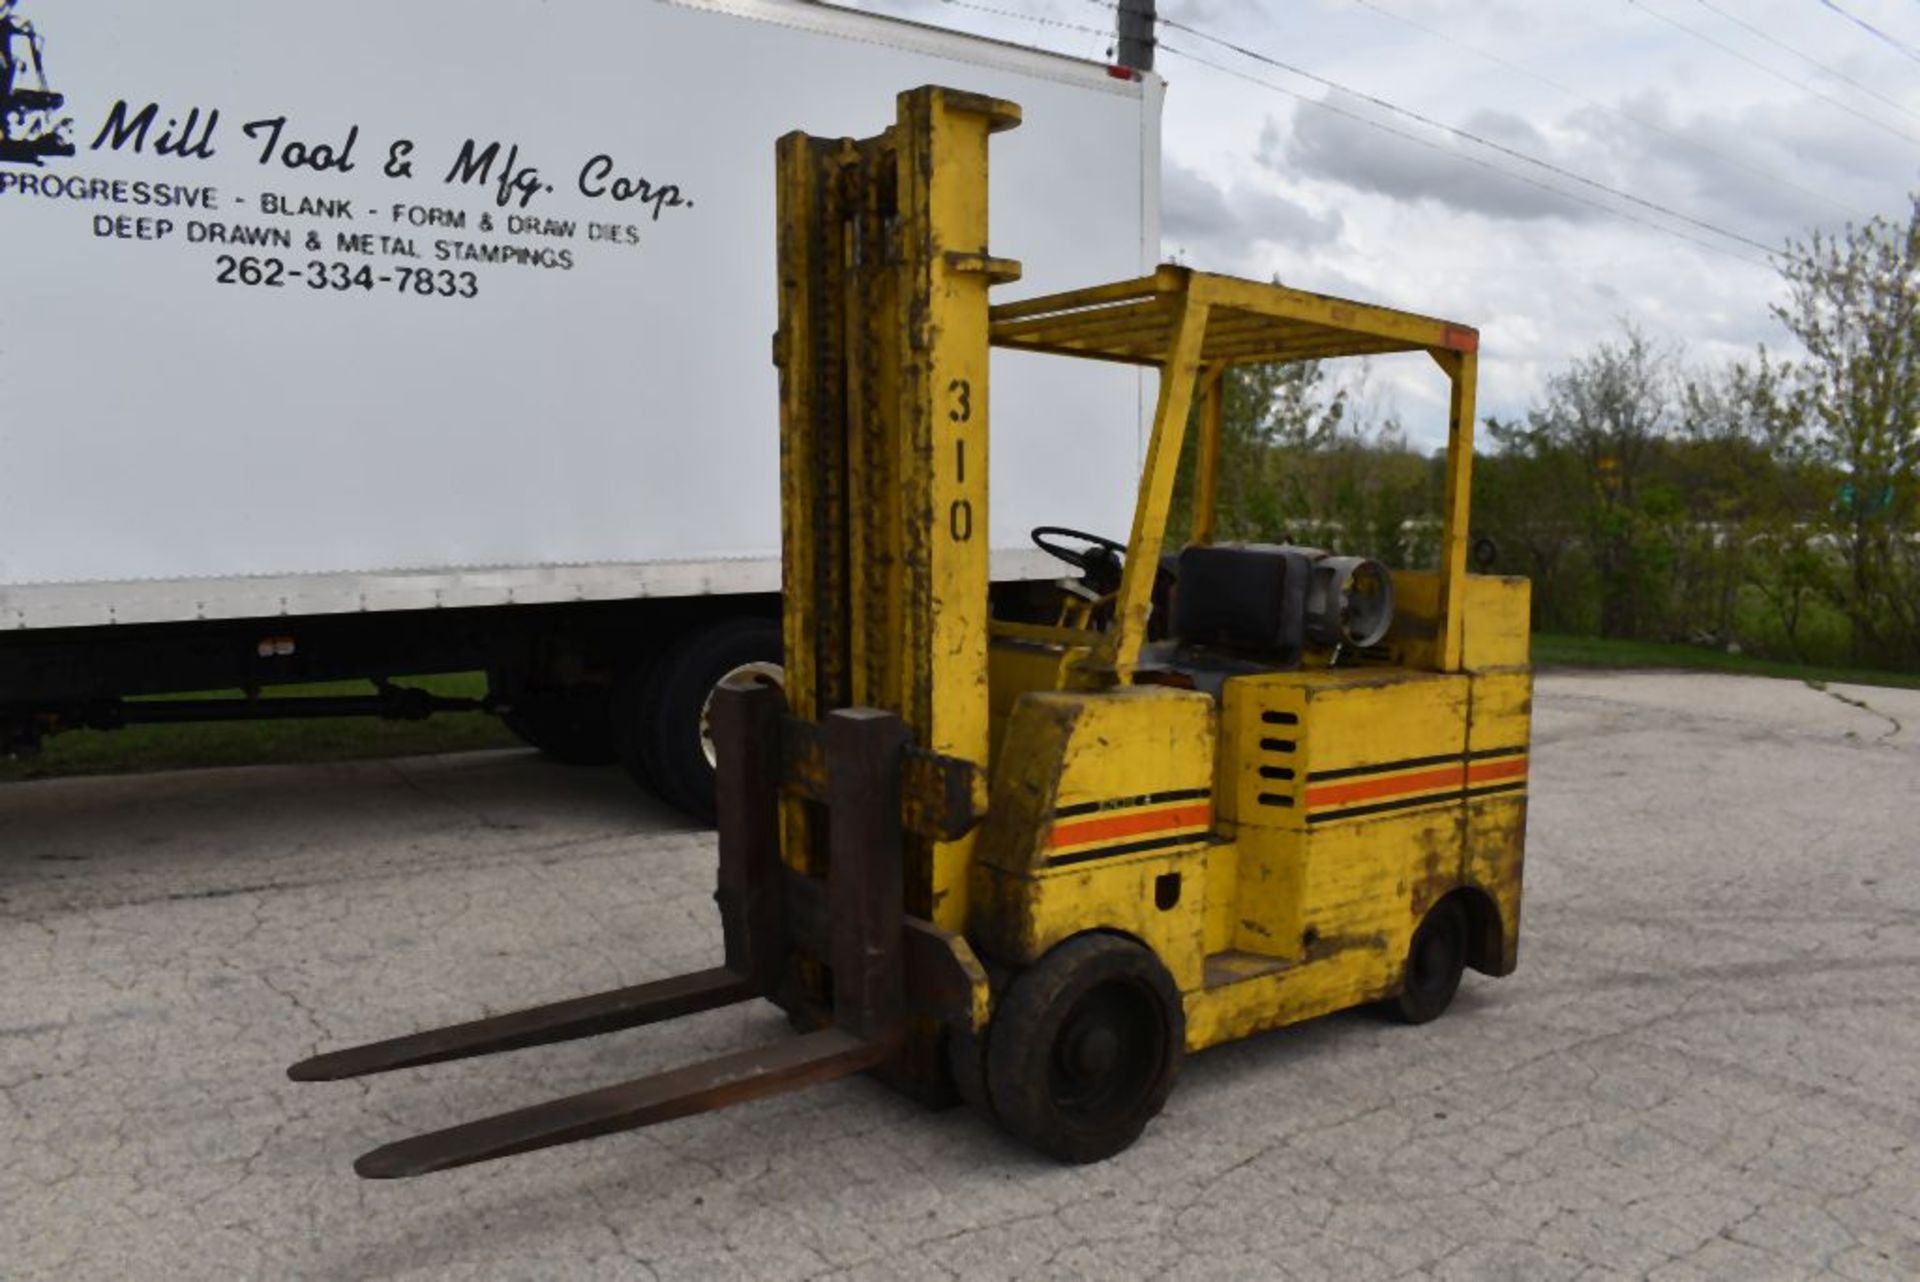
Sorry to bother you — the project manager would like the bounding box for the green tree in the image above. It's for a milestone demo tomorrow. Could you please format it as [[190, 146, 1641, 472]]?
[[1679, 352, 1830, 657], [1507, 325, 1682, 637], [1170, 359, 1345, 541], [1473, 415, 1594, 630], [1774, 198, 1920, 666], [1170, 359, 1441, 569]]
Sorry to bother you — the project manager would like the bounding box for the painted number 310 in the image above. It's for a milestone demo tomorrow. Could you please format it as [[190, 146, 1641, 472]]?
[[948, 379, 974, 542]]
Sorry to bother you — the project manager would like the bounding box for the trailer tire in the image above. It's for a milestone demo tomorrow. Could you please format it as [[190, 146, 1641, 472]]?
[[620, 616, 782, 822], [1383, 897, 1467, 1025], [499, 687, 619, 766], [985, 934, 1182, 1164]]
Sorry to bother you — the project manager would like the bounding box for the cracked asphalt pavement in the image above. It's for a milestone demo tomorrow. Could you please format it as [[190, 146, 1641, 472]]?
[[2, 671, 1916, 1279]]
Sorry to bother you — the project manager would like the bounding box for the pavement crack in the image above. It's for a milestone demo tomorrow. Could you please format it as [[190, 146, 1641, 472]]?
[[1805, 680, 1903, 740]]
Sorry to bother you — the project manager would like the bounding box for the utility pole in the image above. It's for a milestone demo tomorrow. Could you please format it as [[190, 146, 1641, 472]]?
[[1116, 0, 1156, 73]]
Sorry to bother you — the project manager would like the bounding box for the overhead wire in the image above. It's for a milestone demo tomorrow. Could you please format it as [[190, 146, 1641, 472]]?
[[1687, 0, 1920, 125], [930, 0, 1112, 43], [1341, 0, 1874, 223], [918, 0, 1792, 265], [1813, 0, 1920, 64], [1622, 0, 1920, 146], [1154, 38, 1775, 270], [1112, 5, 1783, 256]]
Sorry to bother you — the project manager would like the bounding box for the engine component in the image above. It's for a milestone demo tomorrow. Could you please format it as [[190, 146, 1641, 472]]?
[[1302, 552, 1395, 649]]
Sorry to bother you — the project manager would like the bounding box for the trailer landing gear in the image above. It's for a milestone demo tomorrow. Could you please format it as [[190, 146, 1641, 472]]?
[[498, 685, 619, 765]]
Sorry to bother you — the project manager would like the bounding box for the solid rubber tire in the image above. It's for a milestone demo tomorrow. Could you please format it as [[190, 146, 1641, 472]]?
[[619, 616, 781, 823], [946, 1025, 991, 1116], [985, 934, 1184, 1164], [1384, 898, 1468, 1025]]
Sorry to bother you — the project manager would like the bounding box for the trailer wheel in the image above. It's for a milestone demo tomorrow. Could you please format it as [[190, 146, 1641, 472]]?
[[985, 934, 1183, 1164], [1383, 897, 1467, 1025], [498, 687, 619, 765], [620, 617, 782, 822]]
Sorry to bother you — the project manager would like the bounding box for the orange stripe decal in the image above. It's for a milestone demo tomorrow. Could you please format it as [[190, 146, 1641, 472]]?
[[1302, 754, 1529, 814], [1046, 801, 1213, 852], [1468, 758, 1528, 785], [1306, 764, 1465, 810]]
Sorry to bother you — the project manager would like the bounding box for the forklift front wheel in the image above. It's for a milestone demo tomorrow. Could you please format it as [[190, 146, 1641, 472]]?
[[1384, 897, 1468, 1025], [985, 934, 1183, 1164]]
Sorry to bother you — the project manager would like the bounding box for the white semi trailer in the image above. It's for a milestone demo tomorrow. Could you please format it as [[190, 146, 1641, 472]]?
[[0, 0, 1161, 817]]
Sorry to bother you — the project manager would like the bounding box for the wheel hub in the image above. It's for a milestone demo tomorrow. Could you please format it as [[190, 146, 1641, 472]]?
[[1065, 1023, 1120, 1080], [697, 661, 786, 768], [1048, 981, 1163, 1119]]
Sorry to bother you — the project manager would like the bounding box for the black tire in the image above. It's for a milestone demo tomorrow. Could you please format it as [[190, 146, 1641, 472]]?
[[618, 616, 783, 823], [1384, 898, 1468, 1025], [947, 1025, 991, 1116], [985, 934, 1184, 1164], [498, 686, 619, 765]]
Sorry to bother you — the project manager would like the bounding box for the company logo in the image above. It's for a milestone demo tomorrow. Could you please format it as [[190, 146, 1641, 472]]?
[[0, 0, 74, 166]]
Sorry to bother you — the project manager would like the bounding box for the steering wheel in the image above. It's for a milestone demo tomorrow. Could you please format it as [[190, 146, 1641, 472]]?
[[1032, 526, 1127, 595]]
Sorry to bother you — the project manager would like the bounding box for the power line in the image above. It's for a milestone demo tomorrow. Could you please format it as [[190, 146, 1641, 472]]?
[[1126, 7, 1782, 256], [1156, 39, 1776, 270], [930, 0, 1796, 263], [1688, 0, 1920, 125], [1341, 0, 1873, 223], [1624, 0, 1920, 147], [1814, 0, 1920, 64], [931, 0, 1112, 43]]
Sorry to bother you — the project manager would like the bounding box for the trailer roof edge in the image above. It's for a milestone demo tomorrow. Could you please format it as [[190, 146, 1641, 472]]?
[[663, 0, 1159, 96]]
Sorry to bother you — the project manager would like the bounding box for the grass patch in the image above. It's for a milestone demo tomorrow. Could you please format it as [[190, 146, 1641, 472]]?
[[1533, 633, 1920, 691], [0, 673, 522, 784]]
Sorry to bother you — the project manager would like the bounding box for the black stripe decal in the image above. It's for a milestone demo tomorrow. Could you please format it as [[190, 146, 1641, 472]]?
[[1310, 792, 1458, 825], [1308, 779, 1528, 825], [1305, 745, 1528, 782], [1044, 830, 1212, 868], [1052, 788, 1212, 819]]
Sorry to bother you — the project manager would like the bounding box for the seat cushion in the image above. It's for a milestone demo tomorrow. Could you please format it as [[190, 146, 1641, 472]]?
[[1172, 544, 1310, 660]]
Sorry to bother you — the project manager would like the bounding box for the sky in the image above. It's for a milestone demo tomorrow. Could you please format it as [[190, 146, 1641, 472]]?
[[840, 0, 1920, 447]]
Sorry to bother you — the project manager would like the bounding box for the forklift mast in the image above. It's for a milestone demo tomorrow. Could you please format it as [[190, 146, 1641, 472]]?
[[773, 87, 1019, 932]]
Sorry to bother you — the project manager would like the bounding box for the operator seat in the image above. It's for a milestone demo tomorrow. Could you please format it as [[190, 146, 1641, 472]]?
[[1140, 544, 1315, 697], [1171, 544, 1313, 666]]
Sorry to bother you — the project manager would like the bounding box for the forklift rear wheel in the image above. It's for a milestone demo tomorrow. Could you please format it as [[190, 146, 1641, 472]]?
[[620, 617, 783, 822], [499, 687, 619, 766], [1384, 898, 1468, 1025], [985, 934, 1183, 1164]]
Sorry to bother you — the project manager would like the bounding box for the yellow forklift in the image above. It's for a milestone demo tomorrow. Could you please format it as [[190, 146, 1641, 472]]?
[[291, 87, 1531, 1177]]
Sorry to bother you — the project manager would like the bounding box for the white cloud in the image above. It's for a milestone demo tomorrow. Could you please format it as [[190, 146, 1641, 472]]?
[[1269, 91, 1609, 224], [1162, 155, 1343, 266], [842, 0, 1920, 437]]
